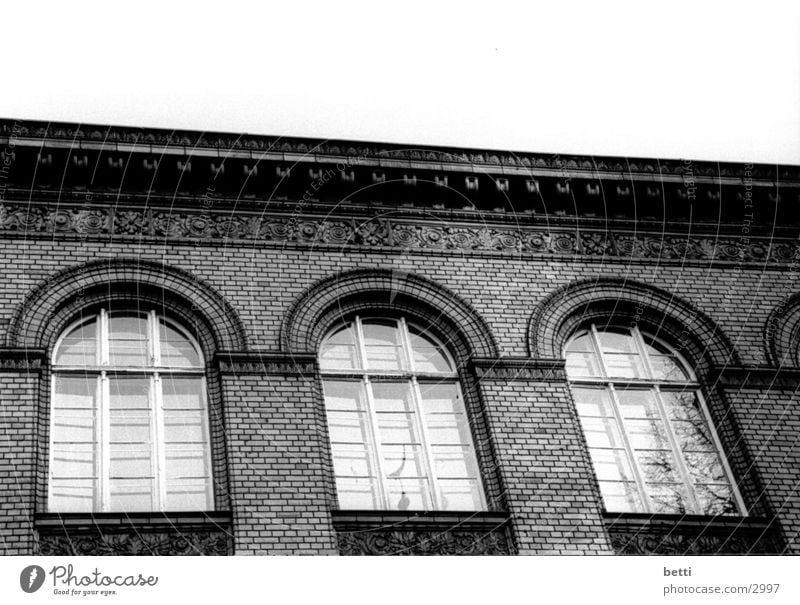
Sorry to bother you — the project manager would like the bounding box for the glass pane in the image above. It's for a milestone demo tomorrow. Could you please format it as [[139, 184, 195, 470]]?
[[55, 319, 97, 365], [322, 380, 367, 411], [53, 375, 97, 409], [49, 478, 97, 512], [636, 450, 681, 483], [382, 445, 426, 478], [695, 484, 737, 515], [110, 409, 151, 443], [432, 445, 478, 478], [425, 414, 472, 445], [596, 330, 637, 353], [165, 444, 208, 478], [109, 443, 153, 478], [598, 481, 644, 513], [580, 417, 625, 449], [661, 390, 703, 421], [319, 323, 359, 370], [370, 381, 414, 412], [672, 419, 715, 451], [572, 387, 614, 417], [362, 319, 404, 371], [438, 479, 482, 510], [52, 408, 96, 443], [165, 479, 212, 511], [589, 448, 636, 482], [158, 320, 201, 367], [109, 478, 154, 511], [386, 478, 430, 510], [51, 443, 96, 478], [164, 410, 205, 443], [565, 351, 603, 378], [565, 332, 595, 353], [336, 477, 381, 509], [649, 355, 689, 381], [331, 443, 374, 477], [418, 382, 462, 414], [623, 419, 670, 450], [108, 314, 148, 366], [615, 388, 659, 419], [603, 353, 646, 378], [327, 411, 371, 443], [377, 413, 419, 444], [647, 483, 690, 514], [408, 325, 452, 373], [108, 376, 150, 409], [684, 451, 727, 483], [162, 377, 204, 409]]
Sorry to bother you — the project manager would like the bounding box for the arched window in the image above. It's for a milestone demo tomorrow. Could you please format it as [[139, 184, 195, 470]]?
[[319, 316, 485, 511], [564, 324, 745, 516], [49, 308, 213, 513]]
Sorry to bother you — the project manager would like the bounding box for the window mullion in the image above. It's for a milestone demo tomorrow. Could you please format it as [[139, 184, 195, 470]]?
[[410, 376, 440, 511], [362, 376, 390, 509], [606, 382, 653, 513], [153, 373, 167, 511], [99, 308, 109, 365], [150, 310, 161, 367], [100, 372, 110, 512]]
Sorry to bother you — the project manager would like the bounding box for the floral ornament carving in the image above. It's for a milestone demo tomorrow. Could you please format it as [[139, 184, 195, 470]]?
[[609, 531, 778, 555], [37, 531, 231, 556], [0, 202, 798, 265], [336, 529, 512, 556]]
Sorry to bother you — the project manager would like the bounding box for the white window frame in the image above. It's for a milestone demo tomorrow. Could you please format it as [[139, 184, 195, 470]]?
[[566, 323, 747, 516], [320, 315, 487, 511], [49, 308, 214, 513]]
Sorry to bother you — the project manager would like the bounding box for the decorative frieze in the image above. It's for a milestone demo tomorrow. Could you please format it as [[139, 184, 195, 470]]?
[[336, 529, 512, 556], [471, 357, 567, 382], [714, 366, 800, 389], [216, 351, 317, 375], [37, 531, 230, 556], [0, 348, 46, 372], [2, 203, 795, 264]]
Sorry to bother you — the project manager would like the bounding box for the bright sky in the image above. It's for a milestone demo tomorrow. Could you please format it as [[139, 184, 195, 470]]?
[[2, 1, 799, 164]]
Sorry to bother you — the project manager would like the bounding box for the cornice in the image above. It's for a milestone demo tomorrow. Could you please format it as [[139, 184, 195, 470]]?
[[2, 202, 798, 267], [714, 365, 800, 389], [215, 351, 317, 375]]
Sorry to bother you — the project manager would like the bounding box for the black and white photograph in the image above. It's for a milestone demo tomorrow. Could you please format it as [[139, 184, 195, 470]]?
[[0, 1, 799, 603]]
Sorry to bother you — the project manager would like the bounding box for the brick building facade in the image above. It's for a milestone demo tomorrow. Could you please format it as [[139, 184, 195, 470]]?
[[0, 119, 797, 555]]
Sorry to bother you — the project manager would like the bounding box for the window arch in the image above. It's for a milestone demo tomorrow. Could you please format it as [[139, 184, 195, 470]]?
[[319, 316, 486, 511], [564, 324, 745, 516], [49, 307, 214, 513]]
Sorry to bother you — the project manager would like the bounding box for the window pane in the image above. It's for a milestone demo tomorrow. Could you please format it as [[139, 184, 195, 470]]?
[[331, 443, 374, 477], [55, 319, 97, 365], [52, 408, 96, 443], [425, 414, 471, 445], [418, 382, 462, 414], [596, 330, 637, 353], [636, 450, 681, 483], [377, 413, 419, 444], [647, 483, 690, 514], [589, 449, 636, 482], [165, 479, 212, 511], [622, 419, 670, 450], [695, 484, 737, 515], [51, 443, 96, 478], [162, 377, 204, 409], [108, 314, 148, 366], [386, 478, 430, 510], [319, 323, 359, 370], [598, 481, 643, 513], [322, 380, 367, 411], [565, 332, 595, 353], [370, 381, 414, 412], [580, 417, 626, 449], [382, 445, 426, 478], [362, 319, 404, 371], [165, 444, 209, 478], [572, 387, 614, 417], [432, 445, 478, 478], [159, 320, 201, 367], [109, 443, 153, 478], [109, 478, 155, 511], [164, 410, 206, 443], [336, 477, 381, 509], [408, 325, 452, 373], [110, 409, 151, 443], [438, 479, 482, 510], [50, 478, 97, 512], [565, 351, 603, 377], [109, 376, 150, 409], [327, 411, 371, 443], [615, 388, 660, 420], [684, 451, 727, 483], [53, 375, 97, 409], [603, 353, 646, 378], [649, 355, 689, 381]]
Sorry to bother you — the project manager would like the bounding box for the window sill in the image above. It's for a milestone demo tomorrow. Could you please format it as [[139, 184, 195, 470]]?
[[603, 513, 782, 554], [331, 510, 513, 555]]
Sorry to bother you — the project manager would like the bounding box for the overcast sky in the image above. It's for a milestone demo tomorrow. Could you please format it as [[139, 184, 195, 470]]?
[[2, 1, 799, 164]]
